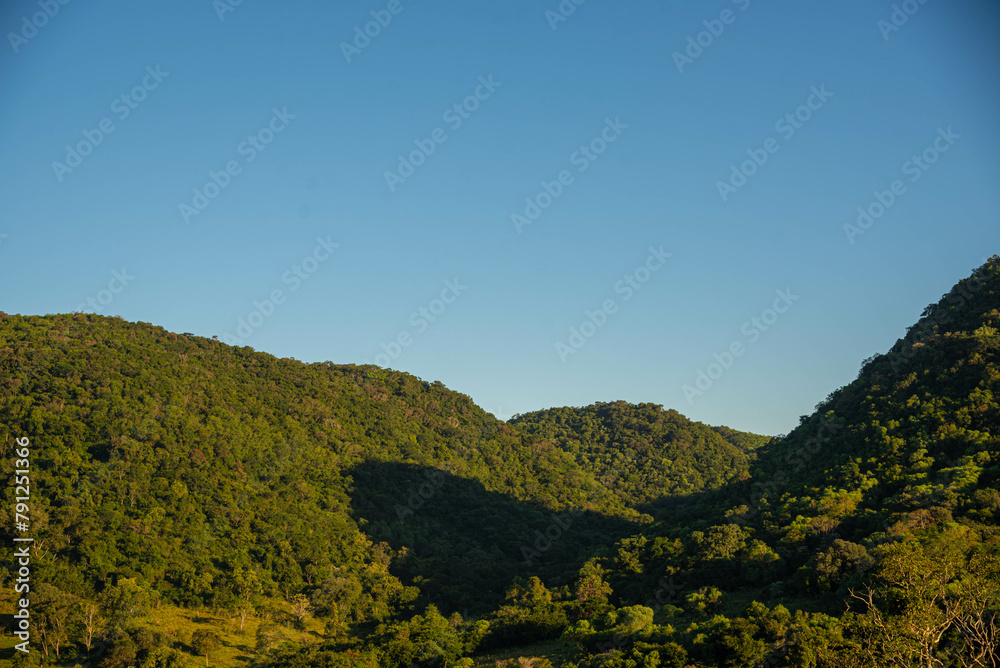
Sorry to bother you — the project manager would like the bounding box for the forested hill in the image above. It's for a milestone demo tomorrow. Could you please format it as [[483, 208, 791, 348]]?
[[742, 254, 1000, 535], [0, 313, 619, 614], [0, 313, 758, 635], [510, 402, 767, 510], [2, 257, 998, 668], [248, 259, 999, 668], [575, 256, 1000, 667]]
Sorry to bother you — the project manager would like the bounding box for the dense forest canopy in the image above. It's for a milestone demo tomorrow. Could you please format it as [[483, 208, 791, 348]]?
[[1, 256, 998, 667], [511, 402, 763, 509]]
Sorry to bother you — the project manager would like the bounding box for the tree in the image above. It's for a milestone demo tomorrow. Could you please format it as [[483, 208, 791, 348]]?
[[255, 620, 285, 655], [485, 579, 568, 649], [103, 626, 139, 668], [190, 629, 223, 667], [145, 647, 193, 668], [290, 593, 311, 629], [846, 529, 985, 668], [101, 577, 151, 628], [505, 577, 552, 607], [693, 524, 748, 561], [609, 605, 654, 636], [79, 600, 104, 654], [811, 539, 872, 593], [575, 561, 613, 618], [685, 587, 723, 616], [948, 544, 1000, 667], [310, 575, 362, 625], [232, 568, 263, 631], [33, 583, 76, 659]]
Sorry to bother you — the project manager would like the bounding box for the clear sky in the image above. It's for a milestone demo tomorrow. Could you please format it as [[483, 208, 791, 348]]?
[[1, 0, 998, 435]]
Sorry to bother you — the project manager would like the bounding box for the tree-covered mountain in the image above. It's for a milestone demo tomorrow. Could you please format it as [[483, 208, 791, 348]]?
[[0, 313, 647, 620], [510, 402, 765, 510], [1, 257, 998, 668], [0, 310, 757, 667], [247, 258, 1000, 667], [564, 256, 1000, 667], [711, 424, 772, 454]]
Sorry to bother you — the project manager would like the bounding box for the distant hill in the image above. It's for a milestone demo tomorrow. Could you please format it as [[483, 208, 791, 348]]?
[[711, 424, 772, 453], [510, 401, 764, 510]]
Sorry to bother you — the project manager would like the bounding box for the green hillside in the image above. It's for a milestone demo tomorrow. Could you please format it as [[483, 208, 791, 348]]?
[[246, 258, 1000, 667], [510, 401, 764, 511], [0, 313, 653, 623], [1, 257, 998, 667], [566, 256, 1000, 667]]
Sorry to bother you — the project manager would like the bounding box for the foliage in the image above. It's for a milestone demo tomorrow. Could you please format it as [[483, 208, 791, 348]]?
[[511, 401, 762, 509], [2, 256, 999, 667]]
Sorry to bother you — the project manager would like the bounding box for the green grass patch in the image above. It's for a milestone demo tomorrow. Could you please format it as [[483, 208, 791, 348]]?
[[472, 637, 580, 667], [0, 599, 326, 668]]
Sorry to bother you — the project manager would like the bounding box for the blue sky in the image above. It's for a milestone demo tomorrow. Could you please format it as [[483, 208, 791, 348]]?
[[1, 0, 997, 435]]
